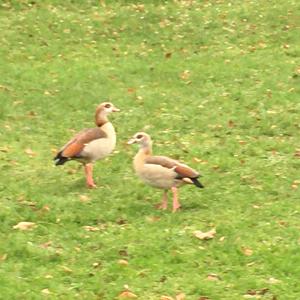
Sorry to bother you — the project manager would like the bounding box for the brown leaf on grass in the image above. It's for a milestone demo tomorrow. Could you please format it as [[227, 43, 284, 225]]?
[[0, 254, 7, 261], [198, 297, 210, 300], [61, 265, 73, 273], [13, 222, 36, 231], [267, 277, 281, 284], [161, 296, 174, 300], [180, 70, 190, 80], [165, 52, 172, 59], [79, 195, 90, 203], [175, 292, 186, 300], [146, 216, 161, 223], [40, 241, 52, 249], [41, 288, 51, 295], [0, 146, 9, 153], [194, 228, 216, 240], [118, 291, 138, 298], [83, 225, 100, 232], [118, 259, 129, 266], [25, 148, 36, 157], [207, 273, 220, 281], [242, 247, 253, 256]]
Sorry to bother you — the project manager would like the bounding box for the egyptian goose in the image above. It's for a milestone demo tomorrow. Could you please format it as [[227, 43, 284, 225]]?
[[54, 102, 120, 188], [128, 132, 204, 212]]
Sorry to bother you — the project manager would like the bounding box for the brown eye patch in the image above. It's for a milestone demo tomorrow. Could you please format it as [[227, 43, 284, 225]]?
[[136, 134, 143, 139], [104, 104, 111, 108]]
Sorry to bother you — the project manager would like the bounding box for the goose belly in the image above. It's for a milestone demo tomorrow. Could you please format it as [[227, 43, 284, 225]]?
[[82, 138, 115, 161], [137, 165, 177, 189]]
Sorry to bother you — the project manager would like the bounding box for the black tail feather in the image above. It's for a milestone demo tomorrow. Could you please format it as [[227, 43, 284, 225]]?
[[191, 177, 204, 188], [53, 152, 69, 166]]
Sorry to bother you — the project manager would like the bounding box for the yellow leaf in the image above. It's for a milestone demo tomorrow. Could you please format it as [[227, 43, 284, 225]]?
[[194, 228, 216, 240], [83, 226, 100, 232], [207, 274, 220, 281], [118, 259, 129, 266], [25, 148, 36, 157], [161, 296, 174, 300], [176, 292, 186, 300], [41, 288, 51, 295], [13, 222, 36, 231], [242, 247, 253, 256], [118, 291, 138, 298]]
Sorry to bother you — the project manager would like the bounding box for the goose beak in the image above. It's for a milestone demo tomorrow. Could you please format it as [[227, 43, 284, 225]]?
[[112, 106, 120, 112], [127, 137, 136, 145]]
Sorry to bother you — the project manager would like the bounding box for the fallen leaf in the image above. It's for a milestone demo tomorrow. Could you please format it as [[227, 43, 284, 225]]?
[[242, 247, 253, 256], [79, 195, 90, 202], [25, 148, 36, 157], [161, 296, 174, 300], [61, 265, 73, 273], [207, 273, 220, 281], [176, 292, 186, 300], [83, 226, 100, 232], [118, 259, 129, 266], [180, 70, 190, 80], [165, 52, 172, 59], [13, 222, 36, 231], [268, 277, 281, 284], [40, 241, 52, 249], [41, 288, 51, 295], [198, 297, 210, 300], [194, 228, 216, 240], [0, 146, 9, 152], [146, 216, 161, 223], [0, 254, 7, 261], [118, 291, 138, 298]]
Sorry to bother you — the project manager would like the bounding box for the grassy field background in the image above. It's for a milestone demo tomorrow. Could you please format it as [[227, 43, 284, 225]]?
[[1, 0, 300, 299]]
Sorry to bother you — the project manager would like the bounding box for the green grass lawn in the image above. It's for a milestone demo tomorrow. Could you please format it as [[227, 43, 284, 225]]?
[[1, 0, 300, 299]]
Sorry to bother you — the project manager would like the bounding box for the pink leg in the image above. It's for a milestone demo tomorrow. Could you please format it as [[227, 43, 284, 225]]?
[[84, 163, 96, 188], [171, 187, 181, 213], [155, 190, 168, 210]]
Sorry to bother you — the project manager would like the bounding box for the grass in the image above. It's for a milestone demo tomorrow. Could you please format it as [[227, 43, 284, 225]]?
[[0, 0, 300, 299]]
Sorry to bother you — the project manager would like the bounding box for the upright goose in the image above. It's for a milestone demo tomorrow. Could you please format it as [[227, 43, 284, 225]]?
[[128, 132, 204, 212], [54, 102, 120, 188]]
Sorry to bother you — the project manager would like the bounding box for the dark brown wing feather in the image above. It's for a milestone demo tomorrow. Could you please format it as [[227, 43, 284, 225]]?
[[145, 155, 199, 179], [59, 128, 107, 158]]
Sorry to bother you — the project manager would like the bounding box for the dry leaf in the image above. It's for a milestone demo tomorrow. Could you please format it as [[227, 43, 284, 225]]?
[[25, 148, 36, 157], [83, 226, 100, 232], [268, 277, 281, 284], [41, 288, 51, 295], [198, 297, 210, 300], [180, 70, 190, 80], [40, 241, 52, 249], [118, 259, 129, 266], [165, 52, 172, 59], [242, 247, 253, 256], [13, 222, 36, 231], [207, 274, 220, 281], [118, 291, 138, 298], [176, 292, 186, 300], [79, 195, 90, 202], [161, 296, 174, 300], [194, 228, 216, 240], [61, 265, 73, 273], [0, 254, 7, 261], [0, 146, 9, 153]]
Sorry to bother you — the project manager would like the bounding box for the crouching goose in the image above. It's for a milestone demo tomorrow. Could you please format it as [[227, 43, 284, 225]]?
[[128, 132, 204, 212], [54, 102, 120, 188]]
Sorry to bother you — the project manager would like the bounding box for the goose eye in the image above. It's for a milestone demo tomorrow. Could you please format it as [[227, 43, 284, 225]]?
[[105, 104, 111, 108], [136, 134, 143, 139]]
